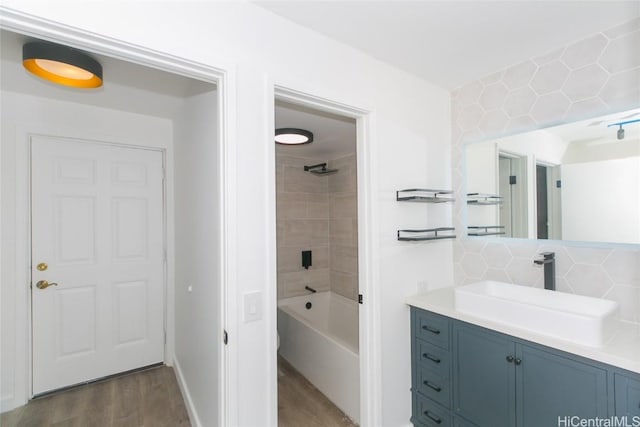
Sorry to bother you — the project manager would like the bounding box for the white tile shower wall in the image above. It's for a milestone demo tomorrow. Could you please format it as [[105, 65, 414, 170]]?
[[276, 154, 331, 299], [276, 153, 359, 302], [451, 18, 640, 324], [329, 154, 359, 301]]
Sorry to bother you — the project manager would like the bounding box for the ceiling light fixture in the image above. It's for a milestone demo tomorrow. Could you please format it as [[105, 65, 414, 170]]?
[[23, 41, 103, 89], [608, 118, 640, 141], [275, 128, 313, 145]]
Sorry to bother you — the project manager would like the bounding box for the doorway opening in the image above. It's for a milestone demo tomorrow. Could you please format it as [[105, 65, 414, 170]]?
[[1, 26, 227, 425], [536, 163, 562, 240], [498, 152, 528, 238], [536, 164, 549, 239], [274, 98, 360, 426]]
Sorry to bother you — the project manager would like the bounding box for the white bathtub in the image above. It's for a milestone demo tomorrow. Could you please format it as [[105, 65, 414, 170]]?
[[277, 291, 360, 424]]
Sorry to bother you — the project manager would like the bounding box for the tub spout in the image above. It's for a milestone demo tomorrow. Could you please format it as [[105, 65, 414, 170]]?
[[305, 286, 317, 293]]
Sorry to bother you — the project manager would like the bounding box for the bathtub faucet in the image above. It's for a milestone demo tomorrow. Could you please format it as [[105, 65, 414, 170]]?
[[305, 286, 317, 294]]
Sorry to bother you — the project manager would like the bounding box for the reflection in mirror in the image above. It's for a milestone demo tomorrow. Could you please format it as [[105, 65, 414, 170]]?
[[465, 107, 640, 245]]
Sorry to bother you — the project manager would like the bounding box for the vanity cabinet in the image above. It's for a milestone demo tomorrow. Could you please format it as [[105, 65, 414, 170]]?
[[410, 306, 637, 427], [454, 322, 608, 427], [615, 373, 640, 417], [411, 309, 453, 426]]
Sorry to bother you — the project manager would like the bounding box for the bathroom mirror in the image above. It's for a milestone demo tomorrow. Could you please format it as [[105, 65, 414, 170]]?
[[464, 107, 640, 245]]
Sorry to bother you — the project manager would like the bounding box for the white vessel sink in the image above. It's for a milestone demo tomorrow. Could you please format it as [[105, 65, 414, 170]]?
[[454, 281, 619, 347]]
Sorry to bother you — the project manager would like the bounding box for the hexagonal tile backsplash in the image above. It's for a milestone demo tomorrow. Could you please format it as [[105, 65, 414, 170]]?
[[451, 18, 640, 324]]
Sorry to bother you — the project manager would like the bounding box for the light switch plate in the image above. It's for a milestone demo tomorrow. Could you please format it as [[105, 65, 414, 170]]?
[[243, 291, 262, 323]]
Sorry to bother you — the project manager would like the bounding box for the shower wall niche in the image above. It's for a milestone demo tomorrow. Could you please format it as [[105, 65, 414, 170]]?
[[276, 152, 358, 301]]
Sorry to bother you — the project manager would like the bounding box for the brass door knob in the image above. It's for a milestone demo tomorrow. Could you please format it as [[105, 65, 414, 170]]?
[[36, 280, 58, 290], [37, 262, 48, 271]]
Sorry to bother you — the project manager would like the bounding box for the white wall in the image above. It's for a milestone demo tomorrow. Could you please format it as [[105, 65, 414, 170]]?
[[1, 3, 452, 426], [562, 157, 640, 244], [496, 129, 568, 165], [173, 89, 220, 426], [0, 91, 174, 411], [465, 143, 498, 228]]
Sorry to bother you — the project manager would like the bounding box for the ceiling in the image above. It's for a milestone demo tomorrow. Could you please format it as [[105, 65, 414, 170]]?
[[275, 101, 356, 159], [0, 30, 214, 119], [256, 1, 640, 89]]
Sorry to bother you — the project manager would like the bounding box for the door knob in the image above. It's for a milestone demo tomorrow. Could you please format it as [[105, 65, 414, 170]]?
[[37, 262, 48, 271], [36, 280, 58, 290]]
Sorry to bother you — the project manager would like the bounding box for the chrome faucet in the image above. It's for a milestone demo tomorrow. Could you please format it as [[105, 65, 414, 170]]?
[[534, 252, 556, 291]]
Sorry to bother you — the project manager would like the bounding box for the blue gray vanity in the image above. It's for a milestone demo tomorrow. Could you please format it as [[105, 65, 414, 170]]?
[[407, 285, 640, 427]]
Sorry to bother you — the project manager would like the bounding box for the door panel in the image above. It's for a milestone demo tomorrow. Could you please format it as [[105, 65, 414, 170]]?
[[114, 280, 149, 345], [112, 197, 149, 260], [453, 322, 516, 427], [56, 196, 96, 264], [31, 136, 164, 394], [517, 344, 608, 426], [614, 373, 640, 416], [56, 286, 97, 357]]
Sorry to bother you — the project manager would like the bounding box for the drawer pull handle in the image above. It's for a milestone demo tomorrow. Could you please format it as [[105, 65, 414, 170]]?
[[422, 325, 441, 335], [506, 355, 514, 363], [423, 353, 441, 364], [514, 358, 522, 366], [424, 411, 442, 424], [423, 380, 442, 392]]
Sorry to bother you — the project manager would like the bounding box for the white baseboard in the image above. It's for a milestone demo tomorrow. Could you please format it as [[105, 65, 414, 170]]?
[[173, 357, 202, 427], [1, 394, 16, 414]]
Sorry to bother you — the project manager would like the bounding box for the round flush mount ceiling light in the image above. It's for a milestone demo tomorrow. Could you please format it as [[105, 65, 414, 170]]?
[[275, 128, 314, 145], [23, 41, 103, 89]]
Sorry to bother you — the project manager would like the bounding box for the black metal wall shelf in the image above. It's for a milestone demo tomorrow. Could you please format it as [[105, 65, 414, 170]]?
[[397, 188, 455, 203], [468, 225, 506, 237], [398, 227, 456, 241], [396, 187, 455, 241], [467, 193, 502, 205]]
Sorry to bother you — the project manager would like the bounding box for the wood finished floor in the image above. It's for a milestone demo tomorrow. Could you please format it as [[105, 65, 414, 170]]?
[[0, 366, 190, 427], [278, 356, 358, 427]]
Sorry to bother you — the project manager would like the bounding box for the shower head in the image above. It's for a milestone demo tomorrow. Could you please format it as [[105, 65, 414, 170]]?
[[303, 162, 339, 176]]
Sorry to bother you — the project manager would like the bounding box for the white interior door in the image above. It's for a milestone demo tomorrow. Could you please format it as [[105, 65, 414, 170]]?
[[31, 136, 165, 395]]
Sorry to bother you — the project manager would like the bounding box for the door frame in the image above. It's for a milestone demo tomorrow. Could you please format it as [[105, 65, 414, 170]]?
[[498, 150, 529, 239], [271, 86, 382, 426], [0, 9, 235, 426], [29, 136, 168, 396]]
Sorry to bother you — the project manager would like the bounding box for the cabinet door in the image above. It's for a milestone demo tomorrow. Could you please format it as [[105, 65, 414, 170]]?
[[453, 323, 516, 427], [615, 373, 640, 417], [517, 344, 608, 427]]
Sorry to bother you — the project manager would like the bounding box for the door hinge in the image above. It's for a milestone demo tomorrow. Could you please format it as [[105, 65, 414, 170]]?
[[358, 294, 363, 304], [509, 175, 517, 185], [223, 329, 228, 345], [164, 331, 167, 344]]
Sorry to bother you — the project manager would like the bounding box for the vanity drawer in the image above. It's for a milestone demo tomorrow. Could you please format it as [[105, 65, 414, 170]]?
[[417, 365, 451, 407], [416, 339, 450, 375], [415, 309, 450, 350], [414, 393, 452, 427]]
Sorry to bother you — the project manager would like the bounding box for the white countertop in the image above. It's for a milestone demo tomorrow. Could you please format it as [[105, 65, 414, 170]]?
[[406, 287, 640, 375]]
